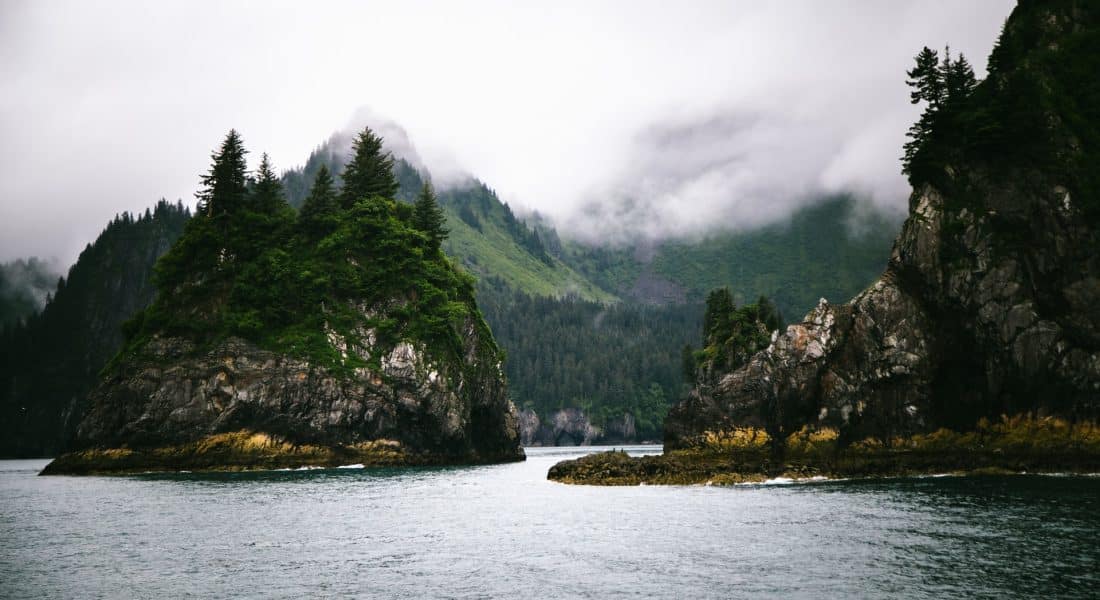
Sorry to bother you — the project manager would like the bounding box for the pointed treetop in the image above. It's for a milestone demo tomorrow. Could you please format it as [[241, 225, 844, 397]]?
[[906, 46, 944, 108], [251, 152, 288, 214], [197, 129, 249, 219], [298, 164, 341, 239], [413, 180, 448, 251], [339, 127, 398, 209]]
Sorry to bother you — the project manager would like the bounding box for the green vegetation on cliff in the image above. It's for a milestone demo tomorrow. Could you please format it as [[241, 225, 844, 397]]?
[[683, 289, 782, 379], [904, 0, 1100, 222], [121, 127, 498, 376]]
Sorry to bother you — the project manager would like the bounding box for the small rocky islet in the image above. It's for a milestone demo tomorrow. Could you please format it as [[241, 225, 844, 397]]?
[[552, 0, 1100, 485], [42, 129, 523, 475]]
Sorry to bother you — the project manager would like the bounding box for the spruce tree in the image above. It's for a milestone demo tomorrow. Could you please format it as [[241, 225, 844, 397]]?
[[196, 129, 249, 223], [339, 127, 398, 209], [903, 48, 945, 177], [944, 52, 977, 103], [412, 181, 448, 251], [906, 47, 944, 107], [703, 288, 735, 345], [298, 164, 340, 239], [250, 153, 288, 214]]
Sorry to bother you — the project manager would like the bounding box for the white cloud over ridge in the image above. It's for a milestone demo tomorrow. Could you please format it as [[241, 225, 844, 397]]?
[[0, 0, 1014, 262]]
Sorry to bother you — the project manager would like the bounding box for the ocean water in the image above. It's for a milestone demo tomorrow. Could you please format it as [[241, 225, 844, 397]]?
[[2, 446, 1098, 599]]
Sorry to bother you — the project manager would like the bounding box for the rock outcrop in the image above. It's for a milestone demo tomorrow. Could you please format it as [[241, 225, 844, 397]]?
[[518, 408, 647, 446], [46, 307, 522, 473], [666, 1, 1100, 449]]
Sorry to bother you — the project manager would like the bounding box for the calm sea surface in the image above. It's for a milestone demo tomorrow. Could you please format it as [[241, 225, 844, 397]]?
[[2, 446, 1098, 599]]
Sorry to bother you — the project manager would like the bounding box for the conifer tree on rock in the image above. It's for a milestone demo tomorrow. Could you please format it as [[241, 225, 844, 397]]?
[[250, 153, 289, 215], [339, 127, 398, 209], [196, 129, 249, 225], [157, 130, 250, 288], [298, 164, 340, 240], [412, 181, 448, 252]]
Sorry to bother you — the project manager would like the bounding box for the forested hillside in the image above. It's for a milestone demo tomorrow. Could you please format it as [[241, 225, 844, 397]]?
[[0, 201, 191, 456]]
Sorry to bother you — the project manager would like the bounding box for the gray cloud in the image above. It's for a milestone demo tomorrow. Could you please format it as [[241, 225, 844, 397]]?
[[0, 0, 1014, 263]]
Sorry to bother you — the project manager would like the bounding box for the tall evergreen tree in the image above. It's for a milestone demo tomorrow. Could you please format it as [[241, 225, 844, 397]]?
[[412, 181, 448, 251], [703, 287, 735, 344], [196, 129, 249, 223], [339, 127, 398, 209], [906, 46, 944, 107], [943, 51, 977, 103], [251, 153, 288, 214], [903, 46, 979, 177], [298, 164, 340, 239]]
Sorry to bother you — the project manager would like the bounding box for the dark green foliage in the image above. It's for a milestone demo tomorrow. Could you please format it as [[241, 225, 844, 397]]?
[[457, 203, 481, 230], [297, 164, 341, 241], [339, 127, 398, 209], [693, 290, 781, 376], [413, 181, 449, 252], [703, 288, 736, 343], [906, 46, 944, 107], [281, 143, 343, 209], [902, 47, 978, 178], [642, 196, 898, 320], [250, 153, 289, 214], [477, 277, 701, 440], [150, 132, 296, 335], [196, 129, 249, 221], [0, 200, 191, 457], [125, 130, 493, 378], [681, 344, 696, 381], [903, 1, 1100, 221]]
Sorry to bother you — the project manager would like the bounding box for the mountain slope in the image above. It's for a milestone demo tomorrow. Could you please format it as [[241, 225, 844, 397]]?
[[0, 201, 191, 457], [282, 135, 613, 303]]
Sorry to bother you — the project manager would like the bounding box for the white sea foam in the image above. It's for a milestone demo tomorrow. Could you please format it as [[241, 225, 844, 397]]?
[[337, 464, 365, 469]]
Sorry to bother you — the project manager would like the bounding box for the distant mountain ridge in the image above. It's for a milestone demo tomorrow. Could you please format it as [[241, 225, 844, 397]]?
[[0, 120, 901, 456]]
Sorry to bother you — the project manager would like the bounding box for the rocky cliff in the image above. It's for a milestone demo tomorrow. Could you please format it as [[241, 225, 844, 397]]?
[[666, 0, 1100, 450], [42, 128, 524, 474], [44, 309, 522, 474]]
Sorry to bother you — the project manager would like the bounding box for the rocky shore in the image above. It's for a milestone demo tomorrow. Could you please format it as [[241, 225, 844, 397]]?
[[43, 331, 524, 475], [549, 417, 1100, 485]]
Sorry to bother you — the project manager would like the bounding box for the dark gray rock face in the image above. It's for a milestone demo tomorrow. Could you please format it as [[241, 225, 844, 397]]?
[[73, 316, 523, 464], [667, 3, 1100, 447], [668, 178, 1100, 447]]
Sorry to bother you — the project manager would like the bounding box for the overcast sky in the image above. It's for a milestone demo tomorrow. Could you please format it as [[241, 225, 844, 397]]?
[[0, 0, 1014, 263]]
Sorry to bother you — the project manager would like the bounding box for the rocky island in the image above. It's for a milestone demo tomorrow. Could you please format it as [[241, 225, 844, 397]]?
[[42, 129, 523, 474], [551, 0, 1100, 485]]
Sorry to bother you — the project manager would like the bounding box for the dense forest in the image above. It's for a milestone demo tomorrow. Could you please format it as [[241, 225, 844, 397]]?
[[121, 128, 486, 378], [477, 276, 702, 440], [0, 201, 191, 456]]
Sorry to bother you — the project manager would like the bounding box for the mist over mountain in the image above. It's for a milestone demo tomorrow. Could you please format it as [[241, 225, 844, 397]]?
[[0, 0, 1012, 264], [0, 257, 61, 327]]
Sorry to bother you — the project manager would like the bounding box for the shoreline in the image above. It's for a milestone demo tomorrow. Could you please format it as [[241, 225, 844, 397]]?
[[39, 430, 526, 476], [547, 417, 1100, 486], [547, 449, 1100, 486]]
